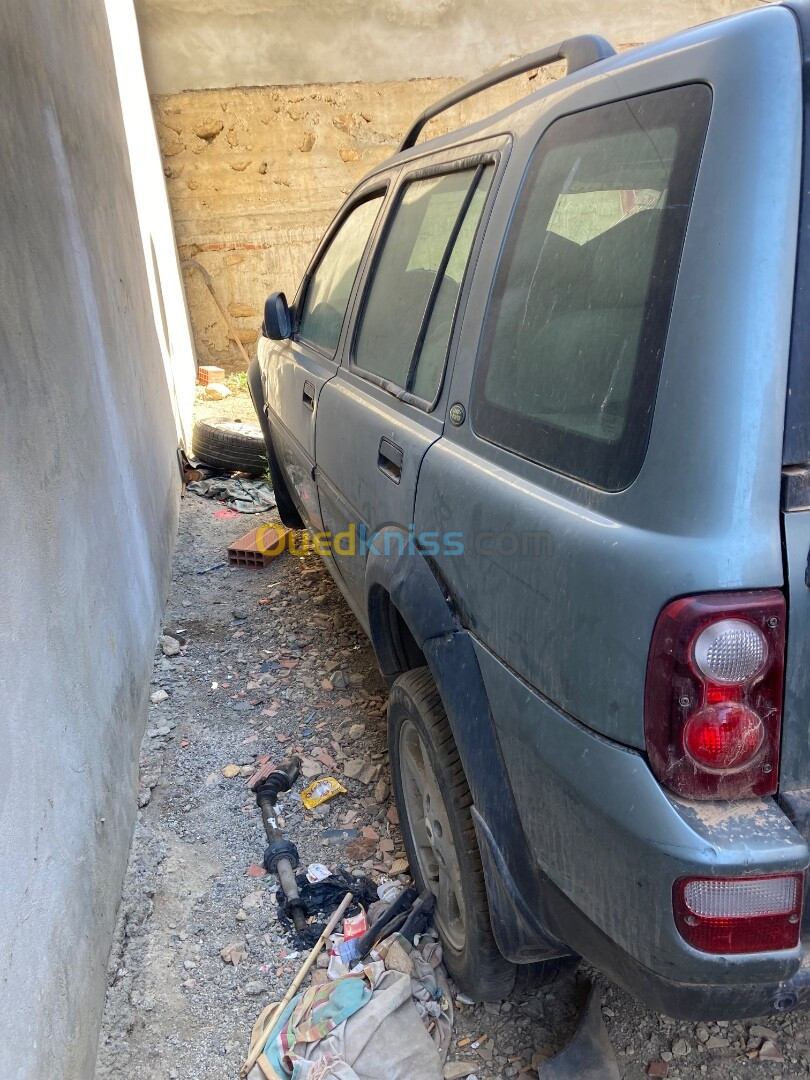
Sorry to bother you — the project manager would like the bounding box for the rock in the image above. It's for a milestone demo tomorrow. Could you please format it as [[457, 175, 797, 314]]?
[[357, 763, 378, 785], [193, 117, 224, 140], [647, 1064, 669, 1078], [160, 635, 181, 657], [759, 1040, 783, 1062], [696, 1025, 709, 1044], [443, 1063, 477, 1080], [348, 723, 365, 740], [749, 1025, 779, 1041], [232, 607, 249, 620], [344, 836, 377, 861], [244, 981, 268, 997], [343, 758, 365, 780], [671, 1039, 690, 1057], [374, 778, 390, 804], [331, 669, 350, 689], [386, 806, 399, 826], [147, 726, 172, 738], [704, 1036, 728, 1050], [221, 764, 241, 778], [150, 689, 169, 704], [235, 909, 248, 922], [241, 890, 264, 911], [220, 941, 247, 967], [183, 960, 195, 970], [204, 382, 231, 400]]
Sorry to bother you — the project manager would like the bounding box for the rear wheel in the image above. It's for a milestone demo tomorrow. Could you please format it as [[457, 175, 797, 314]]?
[[388, 666, 572, 1000]]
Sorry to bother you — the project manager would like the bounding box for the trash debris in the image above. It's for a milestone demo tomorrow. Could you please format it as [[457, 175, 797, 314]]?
[[535, 984, 620, 1079], [241, 892, 354, 1077], [277, 869, 378, 947], [244, 967, 444, 1080], [204, 381, 231, 400], [377, 882, 402, 904], [301, 776, 347, 809], [228, 524, 289, 568], [306, 863, 332, 884], [188, 475, 275, 514], [196, 561, 226, 575], [322, 827, 360, 844]]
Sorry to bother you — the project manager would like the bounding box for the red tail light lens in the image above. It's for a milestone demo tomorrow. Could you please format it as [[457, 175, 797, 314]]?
[[674, 874, 803, 954], [683, 704, 764, 770], [645, 591, 785, 799]]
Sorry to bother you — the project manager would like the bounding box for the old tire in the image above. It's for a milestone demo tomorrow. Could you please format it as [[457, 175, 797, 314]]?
[[388, 667, 571, 1000], [192, 416, 268, 476]]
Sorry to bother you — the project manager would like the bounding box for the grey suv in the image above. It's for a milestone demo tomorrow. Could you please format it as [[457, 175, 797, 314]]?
[[249, 1, 810, 1019]]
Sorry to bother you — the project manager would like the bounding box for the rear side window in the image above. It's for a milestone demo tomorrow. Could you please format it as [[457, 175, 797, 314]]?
[[297, 195, 384, 356], [354, 164, 494, 404], [472, 86, 711, 490]]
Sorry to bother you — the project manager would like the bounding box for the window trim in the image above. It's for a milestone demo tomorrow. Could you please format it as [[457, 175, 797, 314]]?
[[348, 151, 501, 412], [293, 182, 390, 361], [470, 83, 713, 492]]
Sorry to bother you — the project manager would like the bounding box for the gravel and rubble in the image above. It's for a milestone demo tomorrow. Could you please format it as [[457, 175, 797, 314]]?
[[95, 394, 810, 1080]]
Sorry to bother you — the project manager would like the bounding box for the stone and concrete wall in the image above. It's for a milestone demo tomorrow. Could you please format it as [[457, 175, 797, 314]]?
[[142, 0, 760, 368], [136, 0, 761, 95], [0, 1, 182, 1075]]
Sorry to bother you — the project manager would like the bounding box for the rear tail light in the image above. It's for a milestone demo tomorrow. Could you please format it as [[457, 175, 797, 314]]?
[[645, 590, 785, 799], [674, 874, 803, 954]]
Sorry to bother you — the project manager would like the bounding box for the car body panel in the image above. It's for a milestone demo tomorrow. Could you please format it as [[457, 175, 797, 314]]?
[[416, 5, 802, 749]]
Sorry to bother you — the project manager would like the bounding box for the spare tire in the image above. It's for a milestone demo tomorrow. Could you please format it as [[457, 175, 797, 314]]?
[[192, 416, 268, 477]]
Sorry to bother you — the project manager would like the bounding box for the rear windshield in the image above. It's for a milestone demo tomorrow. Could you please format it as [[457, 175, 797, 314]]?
[[472, 85, 712, 490]]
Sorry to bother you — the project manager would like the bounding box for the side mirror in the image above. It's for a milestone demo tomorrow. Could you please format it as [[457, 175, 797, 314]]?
[[263, 291, 292, 340]]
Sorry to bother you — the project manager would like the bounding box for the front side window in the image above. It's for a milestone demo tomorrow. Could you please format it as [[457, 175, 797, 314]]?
[[472, 85, 711, 490], [354, 163, 494, 403], [297, 195, 384, 356]]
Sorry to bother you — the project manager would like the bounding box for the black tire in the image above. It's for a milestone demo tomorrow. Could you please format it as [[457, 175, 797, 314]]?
[[388, 667, 572, 1000], [191, 416, 268, 476]]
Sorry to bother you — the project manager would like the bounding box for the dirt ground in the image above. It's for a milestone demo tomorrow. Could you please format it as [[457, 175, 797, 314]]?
[[94, 388, 810, 1080]]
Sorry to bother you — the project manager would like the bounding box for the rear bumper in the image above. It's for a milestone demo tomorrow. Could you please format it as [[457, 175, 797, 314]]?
[[472, 640, 810, 1018]]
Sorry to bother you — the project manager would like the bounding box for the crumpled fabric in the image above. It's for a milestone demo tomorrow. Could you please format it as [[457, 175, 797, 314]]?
[[187, 475, 275, 513], [409, 937, 453, 1062], [248, 968, 443, 1080]]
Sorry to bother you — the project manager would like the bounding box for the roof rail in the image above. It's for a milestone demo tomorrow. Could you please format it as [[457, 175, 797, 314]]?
[[397, 34, 615, 152]]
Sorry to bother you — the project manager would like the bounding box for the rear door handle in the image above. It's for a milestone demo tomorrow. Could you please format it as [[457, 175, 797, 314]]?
[[378, 437, 403, 484], [302, 380, 315, 411]]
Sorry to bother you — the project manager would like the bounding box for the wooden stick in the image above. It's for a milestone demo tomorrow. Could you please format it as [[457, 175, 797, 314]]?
[[240, 891, 354, 1077]]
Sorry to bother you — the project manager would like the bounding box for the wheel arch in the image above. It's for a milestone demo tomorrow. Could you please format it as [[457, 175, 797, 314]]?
[[365, 527, 572, 963]]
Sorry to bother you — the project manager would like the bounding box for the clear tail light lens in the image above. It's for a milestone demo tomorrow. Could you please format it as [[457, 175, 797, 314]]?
[[645, 590, 785, 799], [674, 874, 803, 954]]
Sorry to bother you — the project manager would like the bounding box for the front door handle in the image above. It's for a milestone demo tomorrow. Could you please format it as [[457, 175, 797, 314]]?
[[378, 437, 403, 484], [302, 380, 315, 411]]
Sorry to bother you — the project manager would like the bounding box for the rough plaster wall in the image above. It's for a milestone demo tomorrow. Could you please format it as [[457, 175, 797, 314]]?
[[0, 1, 179, 1076], [136, 0, 761, 95], [156, 73, 558, 365]]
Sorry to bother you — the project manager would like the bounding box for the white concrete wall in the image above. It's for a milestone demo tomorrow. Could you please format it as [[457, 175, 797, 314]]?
[[135, 0, 763, 94], [106, 0, 198, 450], [0, 1, 182, 1075]]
